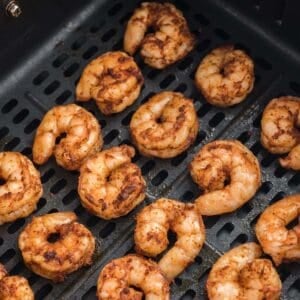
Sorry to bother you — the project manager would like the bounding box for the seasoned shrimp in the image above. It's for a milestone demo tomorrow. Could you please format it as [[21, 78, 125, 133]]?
[[76, 51, 143, 115], [255, 194, 300, 265], [18, 212, 95, 282], [261, 97, 300, 170], [78, 145, 145, 219], [135, 198, 205, 280], [190, 140, 261, 215], [124, 2, 195, 69], [130, 92, 199, 158], [207, 243, 282, 300], [0, 152, 43, 225], [195, 45, 254, 107], [33, 104, 102, 170], [97, 254, 170, 300]]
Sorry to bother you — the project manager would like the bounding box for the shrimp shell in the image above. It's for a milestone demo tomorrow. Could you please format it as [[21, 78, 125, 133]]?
[[134, 198, 205, 281], [97, 254, 170, 300], [0, 152, 43, 225], [130, 91, 199, 158], [190, 140, 261, 215]]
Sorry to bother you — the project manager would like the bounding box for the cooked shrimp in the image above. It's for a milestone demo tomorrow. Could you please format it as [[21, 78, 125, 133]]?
[[261, 96, 300, 170], [78, 145, 145, 219], [255, 194, 300, 266], [207, 243, 282, 300], [33, 104, 102, 171], [18, 212, 95, 282], [130, 91, 199, 158], [76, 51, 143, 115], [190, 140, 261, 215], [97, 254, 170, 300], [0, 152, 43, 225], [124, 2, 195, 69], [195, 45, 254, 107], [135, 198, 205, 280]]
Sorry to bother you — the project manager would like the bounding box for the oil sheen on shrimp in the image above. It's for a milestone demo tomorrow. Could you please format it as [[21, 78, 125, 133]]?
[[130, 91, 199, 158], [97, 254, 170, 300], [124, 2, 195, 69], [190, 140, 261, 215], [0, 152, 43, 225], [18, 212, 95, 282], [195, 45, 254, 107], [255, 194, 300, 266], [78, 145, 146, 219], [135, 198, 205, 280], [261, 96, 300, 170], [33, 103, 102, 171], [207, 243, 282, 300], [76, 51, 143, 115]]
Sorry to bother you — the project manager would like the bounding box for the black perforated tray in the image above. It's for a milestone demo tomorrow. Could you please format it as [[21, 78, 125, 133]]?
[[0, 0, 299, 299]]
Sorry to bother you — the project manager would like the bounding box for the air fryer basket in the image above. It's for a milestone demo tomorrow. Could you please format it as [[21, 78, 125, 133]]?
[[0, 0, 299, 299]]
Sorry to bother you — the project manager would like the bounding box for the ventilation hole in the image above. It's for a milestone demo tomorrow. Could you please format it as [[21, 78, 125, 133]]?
[[82, 286, 97, 300], [108, 2, 123, 15], [4, 137, 20, 150], [195, 256, 202, 265], [175, 83, 187, 93], [72, 36, 87, 50], [197, 103, 211, 117], [28, 274, 39, 286], [209, 112, 225, 127], [255, 57, 272, 71], [41, 168, 55, 183], [217, 223, 234, 240], [270, 191, 286, 205], [288, 279, 300, 299], [99, 222, 116, 238], [274, 166, 288, 178], [52, 53, 69, 68], [121, 111, 134, 126], [250, 214, 260, 227], [74, 205, 85, 216], [24, 118, 40, 134], [87, 216, 100, 227], [181, 191, 194, 201], [2, 99, 18, 113], [171, 152, 187, 166], [56, 90, 72, 104], [83, 46, 98, 59], [159, 74, 176, 89], [237, 202, 252, 218], [194, 130, 206, 145], [64, 63, 80, 77], [37, 197, 47, 211], [260, 181, 273, 194], [261, 153, 277, 167], [0, 127, 9, 139], [180, 289, 196, 300], [104, 129, 119, 144], [10, 262, 25, 275], [7, 218, 25, 234], [0, 238, 3, 246], [101, 28, 117, 42], [62, 189, 77, 205], [214, 28, 230, 40], [0, 248, 16, 264], [203, 216, 220, 229], [194, 13, 210, 25], [289, 81, 300, 93], [175, 278, 182, 286], [33, 71, 49, 85], [178, 56, 193, 70], [151, 170, 168, 186], [48, 208, 59, 214], [196, 39, 211, 52], [21, 147, 32, 155], [147, 69, 160, 80], [141, 160, 155, 175], [99, 119, 107, 128], [276, 265, 290, 282], [35, 284, 53, 299], [44, 80, 60, 95], [230, 234, 248, 248], [50, 179, 67, 194], [12, 109, 29, 124], [237, 131, 252, 144], [250, 141, 262, 155], [288, 173, 300, 187]]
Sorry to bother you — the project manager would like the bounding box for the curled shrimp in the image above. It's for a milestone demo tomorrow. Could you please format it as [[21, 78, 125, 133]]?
[[134, 198, 205, 281], [130, 91, 199, 158], [18, 212, 95, 282], [76, 51, 143, 115], [207, 243, 282, 300], [97, 254, 170, 300], [0, 152, 43, 225], [195, 45, 254, 107], [33, 104, 102, 170], [255, 194, 300, 265], [190, 140, 261, 215], [78, 145, 146, 219], [261, 96, 300, 170], [124, 2, 195, 69]]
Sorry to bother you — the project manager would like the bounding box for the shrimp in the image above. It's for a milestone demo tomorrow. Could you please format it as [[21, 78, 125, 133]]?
[[190, 140, 261, 215], [97, 254, 170, 300], [135, 198, 205, 281], [76, 51, 143, 115], [124, 2, 195, 69], [207, 243, 282, 300], [195, 45, 254, 107], [18, 212, 95, 282], [255, 194, 300, 266], [78, 145, 146, 219], [130, 91, 199, 158], [261, 97, 300, 170], [0, 152, 43, 225], [33, 104, 102, 171]]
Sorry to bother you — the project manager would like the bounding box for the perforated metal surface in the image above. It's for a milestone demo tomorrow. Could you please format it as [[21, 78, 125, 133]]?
[[0, 0, 299, 299]]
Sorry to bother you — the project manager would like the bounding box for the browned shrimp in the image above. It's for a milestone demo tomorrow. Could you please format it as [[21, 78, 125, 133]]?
[[18, 212, 95, 282], [261, 96, 300, 170], [255, 194, 300, 265], [97, 254, 170, 299], [76, 51, 143, 115], [124, 2, 195, 69], [0, 152, 43, 225], [33, 104, 102, 170], [190, 140, 261, 215], [135, 198, 205, 280], [195, 45, 254, 107], [130, 91, 199, 158]]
